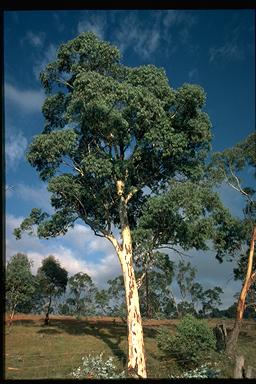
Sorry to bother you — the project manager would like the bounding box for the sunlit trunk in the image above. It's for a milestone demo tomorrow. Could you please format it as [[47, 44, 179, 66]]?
[[9, 307, 16, 327], [226, 226, 256, 355], [117, 180, 147, 378]]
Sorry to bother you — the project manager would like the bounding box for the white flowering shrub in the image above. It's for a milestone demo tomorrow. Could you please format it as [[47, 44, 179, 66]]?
[[70, 353, 126, 379], [169, 363, 220, 379]]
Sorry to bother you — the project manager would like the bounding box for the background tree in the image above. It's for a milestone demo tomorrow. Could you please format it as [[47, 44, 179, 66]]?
[[14, 32, 214, 377], [36, 255, 68, 325], [209, 132, 256, 355], [66, 272, 96, 317], [137, 254, 175, 319], [6, 253, 35, 325], [106, 276, 126, 318], [94, 289, 112, 316]]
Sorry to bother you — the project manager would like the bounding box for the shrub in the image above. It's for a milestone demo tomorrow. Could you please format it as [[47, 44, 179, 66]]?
[[169, 363, 220, 378], [70, 353, 126, 379], [157, 314, 216, 368]]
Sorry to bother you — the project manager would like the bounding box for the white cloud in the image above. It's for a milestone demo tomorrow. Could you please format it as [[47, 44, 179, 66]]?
[[5, 209, 242, 307], [188, 68, 199, 80], [77, 13, 107, 39], [115, 15, 160, 59], [209, 42, 244, 63], [113, 10, 197, 60], [5, 213, 120, 284], [33, 43, 57, 79], [13, 183, 53, 212], [162, 10, 196, 28], [5, 83, 44, 113], [52, 13, 65, 32], [21, 31, 45, 48], [5, 131, 28, 169]]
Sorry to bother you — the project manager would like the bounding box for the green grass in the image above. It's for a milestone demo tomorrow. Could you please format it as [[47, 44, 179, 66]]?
[[4, 315, 256, 379]]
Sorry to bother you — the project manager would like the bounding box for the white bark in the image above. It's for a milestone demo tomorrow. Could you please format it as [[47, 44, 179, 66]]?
[[115, 180, 147, 378]]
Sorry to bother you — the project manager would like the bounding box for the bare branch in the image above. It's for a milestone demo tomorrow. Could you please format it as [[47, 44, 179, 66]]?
[[62, 159, 84, 176], [157, 245, 193, 259], [125, 187, 138, 204], [137, 272, 146, 290], [227, 163, 252, 202], [55, 78, 74, 90]]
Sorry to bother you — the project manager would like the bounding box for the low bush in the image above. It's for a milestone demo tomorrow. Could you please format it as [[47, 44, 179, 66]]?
[[157, 314, 216, 368], [70, 352, 126, 379], [169, 363, 220, 378]]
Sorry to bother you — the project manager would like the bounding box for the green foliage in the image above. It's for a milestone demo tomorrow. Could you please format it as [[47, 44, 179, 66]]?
[[14, 31, 212, 244], [6, 253, 35, 314], [209, 132, 256, 263], [65, 272, 96, 316], [36, 255, 68, 312], [157, 314, 216, 367], [134, 179, 236, 254], [70, 353, 125, 379], [94, 289, 112, 315]]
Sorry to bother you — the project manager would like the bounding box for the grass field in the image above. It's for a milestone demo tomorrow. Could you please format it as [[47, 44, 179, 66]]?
[[4, 314, 256, 379]]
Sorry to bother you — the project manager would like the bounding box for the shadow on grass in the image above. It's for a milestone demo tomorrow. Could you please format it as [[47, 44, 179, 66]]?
[[7, 320, 36, 327], [50, 318, 158, 365], [6, 317, 158, 366], [38, 328, 62, 335]]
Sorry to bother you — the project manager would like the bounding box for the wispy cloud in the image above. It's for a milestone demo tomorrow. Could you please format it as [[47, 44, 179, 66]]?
[[13, 183, 53, 212], [21, 30, 45, 48], [5, 83, 44, 113], [114, 13, 161, 59], [5, 131, 28, 170], [188, 68, 199, 80], [162, 10, 196, 28], [209, 24, 246, 63], [52, 13, 65, 33], [32, 43, 57, 80], [77, 12, 107, 39], [114, 10, 197, 60], [209, 42, 244, 63]]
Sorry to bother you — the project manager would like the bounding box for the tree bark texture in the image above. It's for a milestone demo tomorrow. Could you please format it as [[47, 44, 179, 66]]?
[[116, 180, 147, 378], [226, 226, 256, 355]]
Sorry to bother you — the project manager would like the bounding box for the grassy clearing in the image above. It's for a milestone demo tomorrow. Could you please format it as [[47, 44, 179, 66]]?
[[4, 315, 256, 379]]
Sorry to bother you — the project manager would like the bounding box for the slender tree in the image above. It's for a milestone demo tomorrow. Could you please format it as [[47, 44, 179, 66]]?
[[37, 255, 68, 325], [6, 253, 35, 325], [209, 132, 256, 355], [14, 32, 213, 377], [66, 272, 96, 317]]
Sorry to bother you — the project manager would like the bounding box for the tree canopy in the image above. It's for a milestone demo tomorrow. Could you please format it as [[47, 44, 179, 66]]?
[[14, 31, 212, 242]]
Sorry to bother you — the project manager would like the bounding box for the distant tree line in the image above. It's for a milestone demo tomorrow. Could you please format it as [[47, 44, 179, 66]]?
[[6, 253, 254, 324]]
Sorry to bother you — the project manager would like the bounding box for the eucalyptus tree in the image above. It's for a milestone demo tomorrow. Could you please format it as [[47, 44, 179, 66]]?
[[36, 255, 68, 325], [14, 32, 213, 377], [6, 253, 35, 325], [209, 132, 256, 355], [66, 272, 96, 317]]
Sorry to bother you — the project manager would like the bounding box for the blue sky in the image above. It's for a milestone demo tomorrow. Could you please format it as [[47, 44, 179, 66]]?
[[4, 9, 255, 308]]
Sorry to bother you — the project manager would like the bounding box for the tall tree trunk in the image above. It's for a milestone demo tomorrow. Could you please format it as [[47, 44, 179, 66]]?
[[226, 226, 256, 355], [116, 180, 147, 378], [145, 270, 150, 319], [8, 305, 16, 327], [44, 296, 52, 326]]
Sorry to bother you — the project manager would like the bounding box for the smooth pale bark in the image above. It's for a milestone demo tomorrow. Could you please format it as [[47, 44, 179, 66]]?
[[226, 226, 256, 355], [9, 307, 16, 327], [115, 180, 147, 378]]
